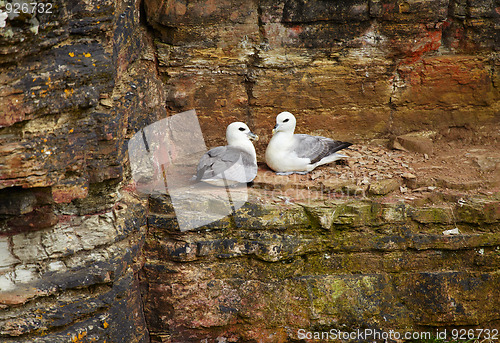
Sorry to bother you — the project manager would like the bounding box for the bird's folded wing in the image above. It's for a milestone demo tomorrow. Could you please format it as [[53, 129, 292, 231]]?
[[196, 146, 256, 183], [293, 134, 351, 164]]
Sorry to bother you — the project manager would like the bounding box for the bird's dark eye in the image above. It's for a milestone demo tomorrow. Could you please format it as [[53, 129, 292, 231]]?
[[239, 127, 246, 131], [283, 118, 289, 123]]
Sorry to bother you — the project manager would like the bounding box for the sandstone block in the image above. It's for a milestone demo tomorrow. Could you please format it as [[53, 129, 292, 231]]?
[[396, 271, 500, 326], [12, 231, 49, 263], [0, 238, 19, 269], [79, 213, 118, 250], [408, 206, 453, 224], [401, 172, 419, 189], [1, 0, 499, 341], [145, 0, 259, 46], [305, 274, 404, 328], [301, 204, 336, 230], [369, 178, 401, 195], [373, 0, 449, 22], [330, 201, 381, 227], [41, 226, 83, 258], [394, 56, 495, 110], [282, 0, 370, 23], [381, 202, 407, 222], [443, 228, 460, 236], [392, 133, 434, 155], [13, 265, 38, 284], [436, 177, 485, 191], [454, 198, 500, 224], [470, 153, 500, 172]]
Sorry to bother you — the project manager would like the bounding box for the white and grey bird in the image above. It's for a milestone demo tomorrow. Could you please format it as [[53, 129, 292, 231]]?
[[265, 112, 352, 175], [195, 122, 259, 186]]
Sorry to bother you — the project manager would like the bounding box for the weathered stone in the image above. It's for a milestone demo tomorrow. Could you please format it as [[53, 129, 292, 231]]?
[[142, 228, 500, 341], [0, 273, 16, 293], [250, 62, 393, 140], [443, 227, 460, 235], [392, 56, 497, 131], [320, 179, 352, 193], [454, 198, 500, 224], [305, 274, 410, 328], [373, 0, 450, 23], [341, 184, 369, 197], [396, 271, 500, 326], [0, 192, 149, 341], [368, 178, 401, 195], [282, 0, 370, 23], [140, 0, 499, 147], [0, 284, 47, 306], [0, 0, 155, 340], [436, 177, 486, 190], [145, 0, 260, 46], [381, 201, 407, 223], [401, 171, 419, 188], [401, 172, 416, 179], [408, 206, 453, 224], [392, 132, 434, 154], [0, 238, 19, 269], [470, 152, 500, 172], [11, 231, 49, 263]]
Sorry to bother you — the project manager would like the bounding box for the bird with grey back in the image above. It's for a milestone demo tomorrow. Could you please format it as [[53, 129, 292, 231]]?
[[265, 112, 352, 175], [196, 122, 259, 186]]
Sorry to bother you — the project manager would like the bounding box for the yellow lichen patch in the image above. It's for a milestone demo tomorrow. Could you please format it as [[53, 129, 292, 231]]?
[[44, 76, 55, 91], [64, 88, 74, 97], [69, 129, 74, 133], [103, 321, 109, 329], [83, 52, 91, 58], [69, 52, 75, 57], [72, 331, 87, 342]]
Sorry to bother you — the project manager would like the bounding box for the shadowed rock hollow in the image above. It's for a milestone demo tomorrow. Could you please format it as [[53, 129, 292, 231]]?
[[0, 0, 499, 342]]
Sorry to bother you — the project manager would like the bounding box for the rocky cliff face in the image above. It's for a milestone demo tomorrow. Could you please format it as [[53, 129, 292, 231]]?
[[0, 0, 499, 342], [144, 187, 500, 342], [144, 0, 499, 154], [0, 0, 163, 341]]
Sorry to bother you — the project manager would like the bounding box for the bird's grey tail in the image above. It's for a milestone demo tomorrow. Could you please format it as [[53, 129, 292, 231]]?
[[332, 141, 352, 153], [310, 141, 352, 164]]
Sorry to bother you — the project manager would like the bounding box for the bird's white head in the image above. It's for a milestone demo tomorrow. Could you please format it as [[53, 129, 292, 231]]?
[[226, 122, 259, 146], [272, 111, 296, 135]]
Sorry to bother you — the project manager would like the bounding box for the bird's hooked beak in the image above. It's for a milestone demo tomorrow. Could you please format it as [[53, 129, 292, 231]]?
[[272, 124, 279, 135], [247, 131, 259, 141]]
